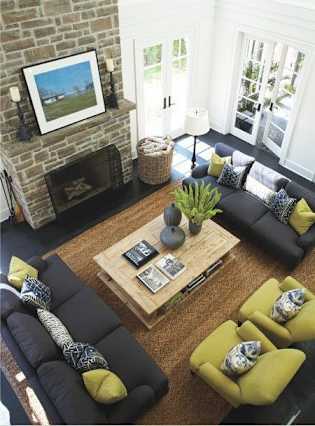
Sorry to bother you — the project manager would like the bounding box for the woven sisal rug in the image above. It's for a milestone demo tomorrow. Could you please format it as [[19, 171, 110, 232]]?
[[1, 183, 315, 425]]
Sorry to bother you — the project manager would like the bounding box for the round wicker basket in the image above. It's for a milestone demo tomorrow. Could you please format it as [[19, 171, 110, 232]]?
[[137, 137, 174, 185]]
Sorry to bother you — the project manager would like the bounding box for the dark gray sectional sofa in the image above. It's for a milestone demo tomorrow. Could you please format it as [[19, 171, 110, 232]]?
[[183, 143, 315, 268], [1, 255, 168, 425]]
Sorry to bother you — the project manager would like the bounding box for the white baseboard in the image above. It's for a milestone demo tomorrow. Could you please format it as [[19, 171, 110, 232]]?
[[281, 159, 315, 182]]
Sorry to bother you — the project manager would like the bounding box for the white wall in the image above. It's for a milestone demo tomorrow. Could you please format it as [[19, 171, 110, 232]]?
[[118, 0, 215, 157], [209, 0, 315, 181]]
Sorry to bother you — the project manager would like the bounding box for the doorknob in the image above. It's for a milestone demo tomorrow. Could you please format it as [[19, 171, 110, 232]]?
[[270, 102, 274, 112], [257, 103, 262, 112], [168, 96, 175, 107]]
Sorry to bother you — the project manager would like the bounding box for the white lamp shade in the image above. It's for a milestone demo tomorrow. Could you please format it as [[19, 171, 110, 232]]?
[[185, 108, 210, 136]]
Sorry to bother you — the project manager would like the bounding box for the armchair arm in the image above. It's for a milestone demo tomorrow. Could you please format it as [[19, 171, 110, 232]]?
[[198, 362, 241, 408], [191, 163, 209, 178], [248, 311, 292, 348], [280, 276, 315, 301], [108, 385, 155, 424], [237, 320, 277, 353], [296, 225, 315, 251]]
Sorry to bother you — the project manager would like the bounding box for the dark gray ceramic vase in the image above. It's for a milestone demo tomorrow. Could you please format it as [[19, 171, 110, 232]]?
[[189, 220, 202, 235], [160, 226, 185, 250], [164, 203, 182, 226]]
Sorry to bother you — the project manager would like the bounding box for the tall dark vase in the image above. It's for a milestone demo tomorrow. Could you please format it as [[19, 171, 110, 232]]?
[[164, 203, 182, 226]]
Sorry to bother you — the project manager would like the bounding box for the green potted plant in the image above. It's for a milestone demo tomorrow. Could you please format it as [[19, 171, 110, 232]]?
[[173, 182, 222, 235]]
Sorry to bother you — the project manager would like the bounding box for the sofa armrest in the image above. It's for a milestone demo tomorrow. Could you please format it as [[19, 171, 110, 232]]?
[[191, 164, 209, 178], [249, 311, 291, 348], [108, 385, 155, 425], [27, 256, 48, 274], [198, 362, 241, 408], [237, 320, 277, 353], [0, 286, 29, 320], [280, 276, 315, 301], [296, 225, 315, 251]]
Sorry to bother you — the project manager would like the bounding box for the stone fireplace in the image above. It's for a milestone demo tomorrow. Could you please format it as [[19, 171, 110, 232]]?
[[0, 0, 135, 229]]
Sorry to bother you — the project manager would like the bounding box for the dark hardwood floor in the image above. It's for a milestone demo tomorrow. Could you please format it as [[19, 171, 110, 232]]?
[[1, 130, 314, 425]]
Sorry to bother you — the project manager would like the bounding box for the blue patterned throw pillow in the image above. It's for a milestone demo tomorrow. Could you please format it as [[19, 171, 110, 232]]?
[[270, 188, 297, 224], [63, 342, 109, 373], [217, 163, 247, 189], [221, 341, 261, 377], [21, 275, 51, 310], [271, 289, 305, 323]]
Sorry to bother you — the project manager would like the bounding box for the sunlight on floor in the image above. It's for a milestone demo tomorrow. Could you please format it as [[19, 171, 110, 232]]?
[[26, 386, 49, 425]]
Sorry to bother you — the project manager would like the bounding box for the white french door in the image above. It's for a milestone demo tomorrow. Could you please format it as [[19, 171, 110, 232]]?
[[135, 32, 193, 140], [231, 36, 306, 157]]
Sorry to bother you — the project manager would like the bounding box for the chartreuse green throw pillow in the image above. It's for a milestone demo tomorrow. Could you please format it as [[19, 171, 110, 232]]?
[[208, 153, 232, 178], [8, 256, 38, 289], [289, 198, 315, 236], [82, 369, 127, 404]]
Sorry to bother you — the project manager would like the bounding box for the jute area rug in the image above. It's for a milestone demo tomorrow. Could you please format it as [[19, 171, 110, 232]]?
[[1, 183, 315, 425]]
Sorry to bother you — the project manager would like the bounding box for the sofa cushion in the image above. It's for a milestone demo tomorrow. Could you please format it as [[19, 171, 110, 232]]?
[[8, 256, 38, 290], [183, 175, 235, 199], [39, 255, 83, 309], [0, 286, 30, 319], [251, 212, 304, 265], [37, 309, 74, 349], [38, 361, 109, 425], [219, 191, 269, 227], [54, 287, 121, 344], [7, 313, 59, 369], [248, 161, 289, 191], [82, 369, 127, 404], [63, 342, 109, 373], [96, 326, 168, 399], [21, 276, 52, 310]]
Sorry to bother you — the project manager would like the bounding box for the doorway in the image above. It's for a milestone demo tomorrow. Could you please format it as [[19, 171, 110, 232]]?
[[231, 36, 306, 157], [135, 32, 193, 140]]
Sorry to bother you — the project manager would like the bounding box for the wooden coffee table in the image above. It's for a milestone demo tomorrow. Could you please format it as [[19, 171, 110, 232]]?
[[94, 215, 239, 329]]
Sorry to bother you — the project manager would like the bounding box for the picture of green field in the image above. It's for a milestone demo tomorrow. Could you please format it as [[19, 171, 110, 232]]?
[[35, 60, 98, 122], [42, 89, 97, 121]]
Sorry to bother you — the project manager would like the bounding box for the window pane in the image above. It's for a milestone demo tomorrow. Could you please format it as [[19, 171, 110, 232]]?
[[239, 79, 260, 101], [180, 38, 187, 56], [245, 39, 264, 62], [243, 60, 261, 81], [173, 39, 180, 57], [144, 44, 162, 67], [235, 112, 254, 134], [268, 123, 284, 147], [143, 64, 163, 135]]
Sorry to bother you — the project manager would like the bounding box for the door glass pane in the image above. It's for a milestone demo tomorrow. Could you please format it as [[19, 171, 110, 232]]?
[[268, 123, 284, 147], [235, 99, 257, 135], [239, 78, 260, 100], [242, 61, 262, 82], [170, 38, 190, 132], [143, 44, 164, 136]]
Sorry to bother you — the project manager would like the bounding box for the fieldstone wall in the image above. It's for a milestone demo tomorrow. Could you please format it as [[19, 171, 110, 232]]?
[[0, 0, 135, 229]]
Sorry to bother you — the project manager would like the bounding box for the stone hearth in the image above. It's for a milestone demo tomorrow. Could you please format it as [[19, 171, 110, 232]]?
[[0, 0, 135, 229]]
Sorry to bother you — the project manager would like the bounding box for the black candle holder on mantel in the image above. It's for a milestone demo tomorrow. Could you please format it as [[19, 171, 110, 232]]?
[[105, 71, 119, 109], [15, 101, 32, 142]]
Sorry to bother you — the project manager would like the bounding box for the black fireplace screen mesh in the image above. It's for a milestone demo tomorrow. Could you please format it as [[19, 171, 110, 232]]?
[[45, 145, 123, 215]]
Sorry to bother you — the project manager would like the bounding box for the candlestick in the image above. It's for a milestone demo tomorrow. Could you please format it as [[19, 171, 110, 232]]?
[[9, 86, 21, 103], [105, 58, 115, 73]]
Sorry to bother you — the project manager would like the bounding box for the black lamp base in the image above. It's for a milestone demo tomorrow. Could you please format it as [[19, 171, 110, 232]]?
[[191, 135, 198, 169]]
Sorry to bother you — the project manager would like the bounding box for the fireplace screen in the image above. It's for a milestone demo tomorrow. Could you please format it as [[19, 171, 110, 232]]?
[[45, 145, 123, 215]]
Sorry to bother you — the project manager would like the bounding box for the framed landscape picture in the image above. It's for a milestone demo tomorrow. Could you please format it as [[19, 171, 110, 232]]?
[[23, 50, 105, 135]]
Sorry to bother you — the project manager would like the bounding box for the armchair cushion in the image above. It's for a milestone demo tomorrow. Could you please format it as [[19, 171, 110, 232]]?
[[248, 311, 292, 348], [285, 300, 315, 341], [238, 349, 305, 405], [236, 320, 277, 353]]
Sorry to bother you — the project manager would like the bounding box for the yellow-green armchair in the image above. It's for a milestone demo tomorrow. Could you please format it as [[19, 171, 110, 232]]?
[[239, 276, 315, 348], [190, 320, 305, 408]]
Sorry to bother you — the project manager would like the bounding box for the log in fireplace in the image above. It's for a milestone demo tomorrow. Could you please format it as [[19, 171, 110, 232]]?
[[45, 145, 123, 216]]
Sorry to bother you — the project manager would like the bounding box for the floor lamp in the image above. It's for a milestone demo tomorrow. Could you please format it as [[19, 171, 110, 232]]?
[[185, 108, 210, 169]]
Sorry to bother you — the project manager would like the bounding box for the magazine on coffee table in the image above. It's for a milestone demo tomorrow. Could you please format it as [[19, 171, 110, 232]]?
[[123, 240, 159, 268], [137, 265, 170, 294], [156, 254, 186, 280]]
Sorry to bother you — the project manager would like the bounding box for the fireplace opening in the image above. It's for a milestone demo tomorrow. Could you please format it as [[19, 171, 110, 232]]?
[[45, 145, 123, 215]]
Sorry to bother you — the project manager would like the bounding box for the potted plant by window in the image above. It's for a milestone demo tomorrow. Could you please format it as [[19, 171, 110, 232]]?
[[174, 183, 222, 235]]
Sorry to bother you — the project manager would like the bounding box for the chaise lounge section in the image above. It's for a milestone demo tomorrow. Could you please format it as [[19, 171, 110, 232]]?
[[183, 143, 315, 267], [1, 255, 169, 425]]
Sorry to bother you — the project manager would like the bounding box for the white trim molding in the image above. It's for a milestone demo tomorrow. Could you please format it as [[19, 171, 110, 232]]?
[[280, 159, 315, 182]]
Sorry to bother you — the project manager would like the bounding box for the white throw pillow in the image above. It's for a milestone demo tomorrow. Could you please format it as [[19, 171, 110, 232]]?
[[244, 175, 276, 206]]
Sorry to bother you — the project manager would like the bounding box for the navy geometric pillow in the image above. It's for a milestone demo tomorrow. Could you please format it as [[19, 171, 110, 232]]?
[[20, 275, 51, 310], [217, 163, 247, 189], [270, 188, 297, 224], [63, 342, 109, 373]]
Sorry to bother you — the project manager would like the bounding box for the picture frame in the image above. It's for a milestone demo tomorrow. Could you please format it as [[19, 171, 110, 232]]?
[[23, 50, 106, 135]]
